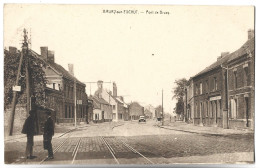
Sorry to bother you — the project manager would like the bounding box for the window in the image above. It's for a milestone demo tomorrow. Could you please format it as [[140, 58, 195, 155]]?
[[200, 82, 202, 94], [113, 105, 116, 110], [211, 101, 214, 118], [71, 106, 74, 118], [65, 105, 68, 118], [206, 101, 209, 117], [206, 80, 209, 93], [244, 66, 249, 86], [69, 106, 71, 118], [200, 102, 203, 117], [195, 103, 198, 118], [231, 98, 237, 119], [213, 77, 217, 91], [234, 70, 238, 89], [53, 83, 55, 89], [58, 84, 61, 91]]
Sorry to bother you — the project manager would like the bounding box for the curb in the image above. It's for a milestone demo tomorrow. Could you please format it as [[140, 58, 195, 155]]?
[[111, 123, 125, 129], [156, 125, 253, 137]]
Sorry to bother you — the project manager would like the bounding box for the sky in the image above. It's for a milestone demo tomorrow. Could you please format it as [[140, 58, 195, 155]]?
[[4, 4, 254, 114]]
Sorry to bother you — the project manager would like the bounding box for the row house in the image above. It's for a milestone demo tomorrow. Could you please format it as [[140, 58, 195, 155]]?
[[184, 29, 254, 130], [129, 102, 144, 120], [35, 47, 88, 123], [94, 81, 129, 121], [4, 46, 89, 134], [87, 98, 94, 123], [115, 96, 129, 121], [192, 51, 229, 127], [226, 29, 255, 130], [90, 95, 112, 123]]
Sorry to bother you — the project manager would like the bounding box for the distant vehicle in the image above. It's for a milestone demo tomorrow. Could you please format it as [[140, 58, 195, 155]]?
[[138, 116, 146, 123]]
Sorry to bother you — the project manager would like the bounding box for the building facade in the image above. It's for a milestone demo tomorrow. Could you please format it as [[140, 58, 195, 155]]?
[[129, 102, 144, 120], [185, 30, 254, 130], [226, 30, 255, 130], [91, 95, 112, 123], [37, 47, 88, 123]]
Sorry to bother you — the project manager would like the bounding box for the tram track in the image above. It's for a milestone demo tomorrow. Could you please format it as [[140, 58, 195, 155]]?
[[39, 125, 86, 164], [101, 136, 154, 164]]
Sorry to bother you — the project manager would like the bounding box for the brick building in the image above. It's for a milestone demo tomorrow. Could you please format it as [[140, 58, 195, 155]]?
[[184, 29, 255, 130], [35, 47, 88, 123], [115, 96, 129, 121], [129, 102, 144, 120], [94, 81, 129, 121], [226, 30, 255, 130], [87, 98, 94, 123], [91, 95, 113, 123]]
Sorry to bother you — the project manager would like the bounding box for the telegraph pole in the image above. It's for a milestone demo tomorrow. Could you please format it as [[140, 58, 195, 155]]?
[[74, 78, 77, 128], [8, 29, 28, 135], [25, 30, 31, 114], [162, 89, 164, 126]]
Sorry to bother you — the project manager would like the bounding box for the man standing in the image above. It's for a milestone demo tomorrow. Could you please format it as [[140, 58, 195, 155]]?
[[43, 110, 54, 159], [22, 110, 36, 159]]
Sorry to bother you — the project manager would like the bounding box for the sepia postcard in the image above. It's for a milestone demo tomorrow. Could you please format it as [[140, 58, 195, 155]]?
[[3, 4, 255, 166]]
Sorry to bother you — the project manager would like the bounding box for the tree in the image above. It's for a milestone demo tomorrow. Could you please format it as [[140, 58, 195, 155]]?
[[172, 78, 188, 115], [4, 49, 47, 109]]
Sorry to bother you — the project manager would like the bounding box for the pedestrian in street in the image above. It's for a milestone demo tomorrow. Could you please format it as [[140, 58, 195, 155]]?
[[43, 110, 54, 159], [21, 110, 36, 159]]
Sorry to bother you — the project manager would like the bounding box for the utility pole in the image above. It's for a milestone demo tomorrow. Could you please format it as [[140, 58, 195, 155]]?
[[8, 29, 28, 136], [162, 89, 164, 126], [74, 78, 77, 128], [25, 31, 31, 114]]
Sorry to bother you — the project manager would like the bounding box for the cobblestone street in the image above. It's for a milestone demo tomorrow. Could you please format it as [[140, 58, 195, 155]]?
[[4, 120, 254, 164]]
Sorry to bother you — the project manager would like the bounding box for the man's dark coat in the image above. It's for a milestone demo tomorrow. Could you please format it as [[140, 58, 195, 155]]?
[[43, 116, 54, 149], [22, 115, 35, 136]]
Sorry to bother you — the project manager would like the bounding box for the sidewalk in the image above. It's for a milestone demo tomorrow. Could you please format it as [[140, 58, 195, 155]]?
[[4, 122, 86, 142], [4, 121, 127, 142], [158, 121, 254, 136]]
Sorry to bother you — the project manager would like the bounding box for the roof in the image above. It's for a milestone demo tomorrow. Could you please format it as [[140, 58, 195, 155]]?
[[93, 100, 100, 109], [30, 49, 85, 86], [227, 37, 254, 63], [115, 97, 128, 108], [48, 62, 85, 86], [91, 95, 110, 106], [193, 37, 254, 78]]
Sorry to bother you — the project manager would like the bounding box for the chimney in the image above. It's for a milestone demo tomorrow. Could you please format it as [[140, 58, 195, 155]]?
[[40, 47, 48, 61], [9, 46, 17, 55], [113, 82, 117, 97], [217, 52, 229, 61], [68, 64, 74, 76], [248, 29, 254, 40], [48, 50, 55, 63], [97, 80, 103, 89]]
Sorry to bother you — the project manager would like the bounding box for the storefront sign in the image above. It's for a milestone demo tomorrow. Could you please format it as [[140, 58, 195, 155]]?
[[209, 96, 221, 101]]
